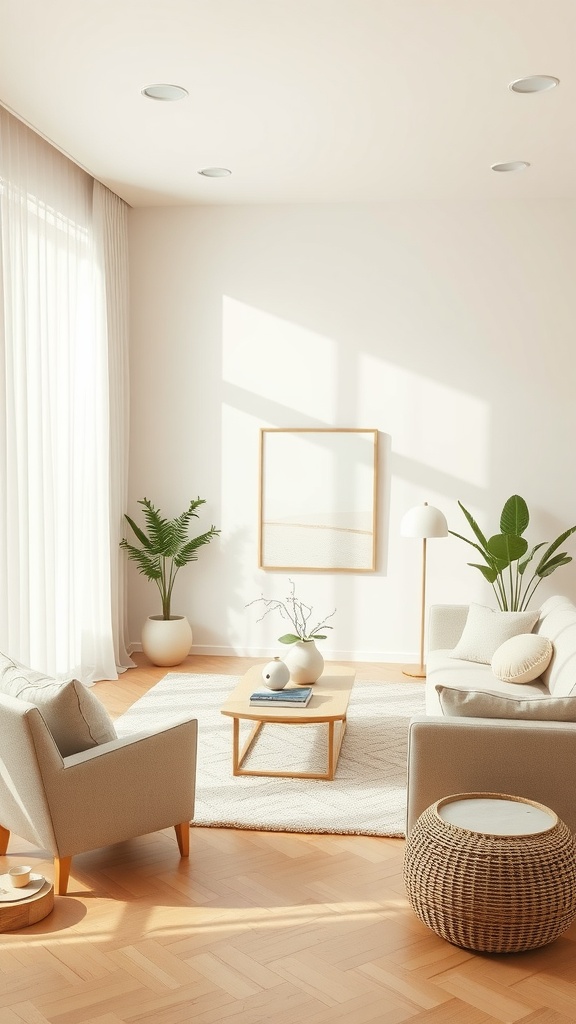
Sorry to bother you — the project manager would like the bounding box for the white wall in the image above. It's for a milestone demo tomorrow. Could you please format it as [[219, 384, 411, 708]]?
[[127, 200, 576, 660]]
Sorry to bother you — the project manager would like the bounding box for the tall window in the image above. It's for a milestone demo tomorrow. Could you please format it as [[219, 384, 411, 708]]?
[[0, 107, 133, 683]]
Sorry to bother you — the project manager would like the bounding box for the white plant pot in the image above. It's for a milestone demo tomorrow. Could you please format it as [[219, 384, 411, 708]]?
[[282, 640, 324, 684], [261, 657, 290, 690], [141, 615, 192, 667]]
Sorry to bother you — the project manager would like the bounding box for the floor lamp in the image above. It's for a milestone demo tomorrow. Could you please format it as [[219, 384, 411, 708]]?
[[401, 501, 448, 678]]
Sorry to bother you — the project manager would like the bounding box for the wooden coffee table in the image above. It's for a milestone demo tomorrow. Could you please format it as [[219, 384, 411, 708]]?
[[220, 664, 355, 780]]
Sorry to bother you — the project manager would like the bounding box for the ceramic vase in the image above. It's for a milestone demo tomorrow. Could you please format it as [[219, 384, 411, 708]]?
[[141, 615, 192, 667], [282, 639, 324, 684], [261, 657, 290, 690]]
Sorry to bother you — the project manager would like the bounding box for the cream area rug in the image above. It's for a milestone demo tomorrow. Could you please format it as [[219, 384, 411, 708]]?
[[115, 673, 425, 837]]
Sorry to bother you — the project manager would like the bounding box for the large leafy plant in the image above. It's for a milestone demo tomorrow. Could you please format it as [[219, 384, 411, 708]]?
[[450, 495, 576, 611], [120, 498, 220, 620]]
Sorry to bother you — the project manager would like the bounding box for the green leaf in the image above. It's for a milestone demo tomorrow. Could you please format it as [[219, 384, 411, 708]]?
[[500, 495, 529, 537], [467, 562, 498, 583], [517, 542, 547, 576], [122, 515, 152, 550], [140, 498, 178, 555], [535, 526, 576, 573], [487, 533, 528, 565], [310, 633, 327, 640], [456, 502, 490, 552], [278, 633, 301, 644], [119, 543, 162, 580], [537, 554, 572, 578], [173, 526, 220, 567]]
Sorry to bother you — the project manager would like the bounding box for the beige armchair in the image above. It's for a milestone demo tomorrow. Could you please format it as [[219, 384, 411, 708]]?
[[0, 691, 197, 894]]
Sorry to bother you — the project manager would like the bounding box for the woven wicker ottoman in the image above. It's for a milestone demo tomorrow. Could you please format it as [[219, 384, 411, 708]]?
[[403, 792, 576, 953]]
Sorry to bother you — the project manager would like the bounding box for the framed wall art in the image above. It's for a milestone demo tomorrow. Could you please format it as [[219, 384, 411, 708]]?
[[258, 428, 378, 572]]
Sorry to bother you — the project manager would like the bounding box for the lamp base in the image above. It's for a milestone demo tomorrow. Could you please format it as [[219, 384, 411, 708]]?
[[402, 665, 426, 679]]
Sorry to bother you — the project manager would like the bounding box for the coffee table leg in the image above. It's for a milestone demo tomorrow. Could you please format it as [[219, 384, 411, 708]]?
[[233, 717, 265, 775], [232, 716, 240, 772], [327, 721, 335, 779], [327, 716, 347, 780]]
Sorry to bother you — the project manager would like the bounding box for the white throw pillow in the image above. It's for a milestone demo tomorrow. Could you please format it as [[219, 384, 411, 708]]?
[[436, 684, 576, 722], [491, 633, 553, 684], [0, 652, 116, 756], [450, 604, 540, 665]]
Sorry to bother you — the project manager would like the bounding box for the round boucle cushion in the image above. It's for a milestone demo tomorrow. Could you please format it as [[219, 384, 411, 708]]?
[[491, 633, 553, 684]]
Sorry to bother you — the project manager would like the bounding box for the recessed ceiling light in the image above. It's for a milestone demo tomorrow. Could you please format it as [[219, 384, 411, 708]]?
[[491, 161, 530, 173], [197, 167, 232, 177], [142, 84, 188, 101], [509, 75, 559, 94]]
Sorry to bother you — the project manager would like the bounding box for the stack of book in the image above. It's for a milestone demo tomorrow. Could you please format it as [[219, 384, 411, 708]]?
[[249, 687, 313, 708]]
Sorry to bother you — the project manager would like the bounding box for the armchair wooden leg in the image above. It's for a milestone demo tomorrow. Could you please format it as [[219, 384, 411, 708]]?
[[174, 822, 190, 857], [0, 825, 9, 855], [54, 856, 72, 895]]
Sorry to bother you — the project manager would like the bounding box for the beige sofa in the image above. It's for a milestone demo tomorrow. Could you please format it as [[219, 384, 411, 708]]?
[[406, 595, 576, 834]]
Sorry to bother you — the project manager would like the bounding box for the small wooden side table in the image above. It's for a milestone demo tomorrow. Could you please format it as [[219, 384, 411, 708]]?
[[0, 879, 54, 931], [404, 792, 576, 953]]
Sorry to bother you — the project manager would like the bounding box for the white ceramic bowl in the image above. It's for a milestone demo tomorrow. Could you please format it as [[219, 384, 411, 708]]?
[[8, 865, 31, 887]]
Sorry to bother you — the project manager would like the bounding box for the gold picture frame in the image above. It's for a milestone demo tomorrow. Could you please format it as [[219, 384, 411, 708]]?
[[258, 428, 378, 572]]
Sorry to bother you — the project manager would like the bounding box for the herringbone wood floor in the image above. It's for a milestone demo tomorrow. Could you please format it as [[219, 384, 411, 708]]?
[[1, 656, 576, 1024]]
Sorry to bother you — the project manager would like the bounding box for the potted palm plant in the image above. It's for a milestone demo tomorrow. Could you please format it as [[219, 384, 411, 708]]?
[[121, 497, 220, 666]]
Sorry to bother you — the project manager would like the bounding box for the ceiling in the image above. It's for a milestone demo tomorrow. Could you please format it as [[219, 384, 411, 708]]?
[[1, 0, 575, 207]]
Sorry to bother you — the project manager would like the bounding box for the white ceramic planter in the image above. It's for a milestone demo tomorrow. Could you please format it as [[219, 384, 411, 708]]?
[[282, 640, 324, 684], [141, 615, 192, 667]]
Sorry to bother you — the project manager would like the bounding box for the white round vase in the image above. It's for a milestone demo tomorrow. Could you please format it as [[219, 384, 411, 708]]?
[[282, 640, 324, 684], [141, 615, 192, 667], [261, 657, 290, 690]]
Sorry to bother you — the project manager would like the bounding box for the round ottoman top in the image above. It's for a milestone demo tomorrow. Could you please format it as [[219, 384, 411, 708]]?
[[436, 792, 558, 837]]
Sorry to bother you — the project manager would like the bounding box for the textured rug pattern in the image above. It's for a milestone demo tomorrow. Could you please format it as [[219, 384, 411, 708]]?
[[116, 673, 425, 837]]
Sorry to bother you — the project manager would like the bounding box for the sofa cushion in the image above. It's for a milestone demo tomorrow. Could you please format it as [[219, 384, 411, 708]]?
[[425, 649, 548, 715], [450, 604, 539, 665], [535, 598, 576, 697], [491, 634, 554, 684], [0, 653, 116, 756], [436, 684, 576, 722]]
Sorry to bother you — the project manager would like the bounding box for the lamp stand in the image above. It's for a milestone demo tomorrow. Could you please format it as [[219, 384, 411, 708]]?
[[403, 536, 427, 678]]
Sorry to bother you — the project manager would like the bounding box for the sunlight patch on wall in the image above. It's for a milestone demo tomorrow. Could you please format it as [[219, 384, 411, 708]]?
[[360, 354, 489, 488], [222, 296, 336, 420]]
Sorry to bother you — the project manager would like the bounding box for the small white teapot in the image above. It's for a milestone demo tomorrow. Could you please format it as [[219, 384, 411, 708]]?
[[261, 656, 290, 690]]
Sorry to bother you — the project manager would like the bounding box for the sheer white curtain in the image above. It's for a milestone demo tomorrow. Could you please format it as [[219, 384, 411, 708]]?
[[93, 182, 134, 678], [0, 107, 134, 683]]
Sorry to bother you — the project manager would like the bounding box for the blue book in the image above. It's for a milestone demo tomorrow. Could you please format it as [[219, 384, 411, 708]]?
[[249, 687, 312, 707]]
